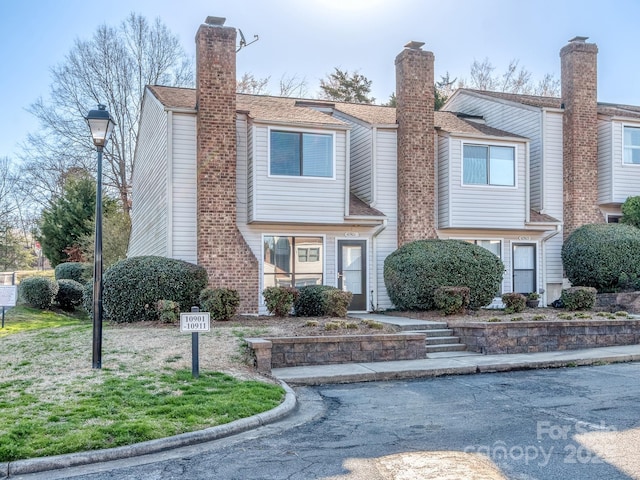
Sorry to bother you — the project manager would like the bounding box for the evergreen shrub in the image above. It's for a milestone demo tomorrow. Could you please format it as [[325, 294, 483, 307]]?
[[561, 224, 640, 292], [384, 240, 504, 310], [199, 288, 240, 321], [55, 279, 84, 310], [19, 277, 58, 310], [102, 256, 207, 323], [560, 286, 597, 311]]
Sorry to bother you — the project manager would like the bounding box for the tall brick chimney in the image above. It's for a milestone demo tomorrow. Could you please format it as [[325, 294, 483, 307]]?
[[560, 36, 603, 238], [195, 16, 259, 313], [395, 41, 437, 245]]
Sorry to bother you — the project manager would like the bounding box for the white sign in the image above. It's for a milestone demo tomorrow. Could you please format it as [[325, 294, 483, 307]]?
[[0, 286, 17, 307], [180, 312, 210, 332]]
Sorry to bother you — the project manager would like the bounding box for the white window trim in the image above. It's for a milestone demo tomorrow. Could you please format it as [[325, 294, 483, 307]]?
[[460, 140, 519, 189], [260, 233, 327, 304], [267, 126, 337, 180], [622, 124, 640, 166]]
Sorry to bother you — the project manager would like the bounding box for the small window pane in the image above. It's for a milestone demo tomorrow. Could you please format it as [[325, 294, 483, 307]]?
[[463, 145, 488, 184], [302, 133, 332, 177], [489, 147, 515, 186], [476, 240, 501, 257], [270, 132, 300, 175], [624, 127, 640, 165]]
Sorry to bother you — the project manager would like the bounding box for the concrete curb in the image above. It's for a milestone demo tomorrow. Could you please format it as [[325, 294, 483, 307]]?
[[277, 351, 640, 385], [2, 381, 297, 477]]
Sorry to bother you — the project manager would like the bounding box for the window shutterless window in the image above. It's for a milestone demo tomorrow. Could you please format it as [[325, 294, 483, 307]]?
[[463, 144, 515, 186], [624, 126, 640, 164], [270, 131, 333, 177], [263, 236, 323, 289]]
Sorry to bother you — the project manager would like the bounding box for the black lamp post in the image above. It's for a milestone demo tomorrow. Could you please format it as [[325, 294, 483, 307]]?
[[85, 104, 115, 369]]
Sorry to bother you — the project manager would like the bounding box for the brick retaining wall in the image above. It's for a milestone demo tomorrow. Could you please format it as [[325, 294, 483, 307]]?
[[245, 333, 426, 374], [450, 320, 640, 355]]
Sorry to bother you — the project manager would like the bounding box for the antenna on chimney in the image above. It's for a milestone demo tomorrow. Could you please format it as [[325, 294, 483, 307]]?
[[237, 29, 259, 52]]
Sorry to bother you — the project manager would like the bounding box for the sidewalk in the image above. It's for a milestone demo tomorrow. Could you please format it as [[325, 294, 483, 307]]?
[[272, 313, 640, 385]]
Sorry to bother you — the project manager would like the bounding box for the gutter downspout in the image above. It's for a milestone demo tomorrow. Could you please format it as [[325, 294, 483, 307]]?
[[370, 219, 388, 312]]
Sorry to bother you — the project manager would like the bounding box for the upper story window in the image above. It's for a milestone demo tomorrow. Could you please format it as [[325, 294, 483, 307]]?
[[463, 144, 515, 186], [270, 130, 333, 177], [624, 126, 640, 164]]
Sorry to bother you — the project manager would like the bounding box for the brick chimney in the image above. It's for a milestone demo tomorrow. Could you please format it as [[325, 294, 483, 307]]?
[[195, 16, 259, 313], [560, 36, 603, 238], [395, 41, 437, 245]]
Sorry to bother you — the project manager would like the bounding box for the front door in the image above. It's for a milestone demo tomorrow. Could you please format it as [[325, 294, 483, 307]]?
[[512, 243, 536, 294], [337, 240, 367, 311]]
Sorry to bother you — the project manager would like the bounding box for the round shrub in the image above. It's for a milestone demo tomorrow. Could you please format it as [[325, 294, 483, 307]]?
[[102, 256, 208, 323], [156, 299, 180, 323], [263, 286, 299, 317], [19, 277, 58, 310], [325, 289, 353, 318], [560, 286, 597, 311], [55, 279, 84, 311], [501, 292, 526, 314], [199, 288, 240, 321], [82, 282, 93, 315], [384, 240, 504, 310], [561, 224, 640, 292], [54, 262, 92, 283], [294, 285, 335, 317]]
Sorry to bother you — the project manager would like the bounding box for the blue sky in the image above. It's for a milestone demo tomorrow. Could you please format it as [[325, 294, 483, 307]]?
[[1, 0, 639, 161]]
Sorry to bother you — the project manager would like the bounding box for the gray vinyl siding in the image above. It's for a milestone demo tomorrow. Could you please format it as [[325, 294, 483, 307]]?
[[437, 132, 451, 228], [542, 112, 564, 220], [372, 129, 398, 309], [336, 114, 372, 203], [445, 92, 542, 209], [446, 137, 527, 229], [170, 113, 197, 263], [598, 119, 613, 204], [609, 121, 640, 203], [252, 124, 347, 223], [128, 90, 169, 257]]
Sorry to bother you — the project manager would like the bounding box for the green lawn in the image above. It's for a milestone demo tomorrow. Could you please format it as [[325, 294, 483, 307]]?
[[0, 307, 285, 462]]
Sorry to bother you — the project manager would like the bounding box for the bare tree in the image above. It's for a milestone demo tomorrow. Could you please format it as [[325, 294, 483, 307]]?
[[237, 73, 308, 97], [462, 58, 560, 97], [20, 13, 193, 216], [237, 73, 270, 94], [279, 74, 308, 98]]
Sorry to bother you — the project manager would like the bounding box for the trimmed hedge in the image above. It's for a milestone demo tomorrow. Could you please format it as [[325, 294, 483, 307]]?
[[102, 256, 208, 323], [54, 262, 92, 284], [293, 285, 352, 317], [55, 279, 84, 311], [262, 286, 299, 317], [562, 223, 640, 292], [19, 277, 58, 310], [384, 240, 504, 310], [434, 286, 470, 315], [199, 288, 240, 321], [561, 286, 597, 311], [156, 299, 180, 323]]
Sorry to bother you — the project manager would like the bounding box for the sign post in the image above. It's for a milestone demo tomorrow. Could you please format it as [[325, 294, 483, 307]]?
[[180, 307, 210, 378], [0, 285, 17, 329]]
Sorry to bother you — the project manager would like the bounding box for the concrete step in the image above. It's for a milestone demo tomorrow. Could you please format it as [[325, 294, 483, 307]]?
[[425, 336, 461, 346], [406, 328, 454, 337], [425, 343, 468, 354]]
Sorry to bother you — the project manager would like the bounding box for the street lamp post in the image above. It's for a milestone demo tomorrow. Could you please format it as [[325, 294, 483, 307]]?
[[85, 104, 115, 369]]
